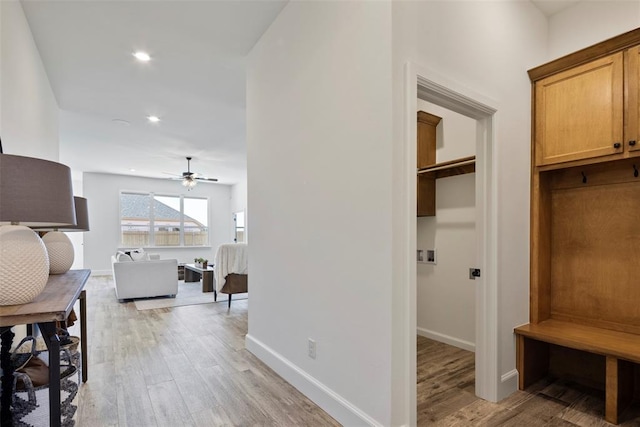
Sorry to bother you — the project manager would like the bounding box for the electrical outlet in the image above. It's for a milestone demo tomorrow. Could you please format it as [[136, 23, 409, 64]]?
[[418, 249, 437, 264], [308, 338, 316, 359]]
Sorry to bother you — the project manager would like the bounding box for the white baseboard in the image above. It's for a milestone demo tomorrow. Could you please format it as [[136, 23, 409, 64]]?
[[416, 327, 475, 352], [498, 369, 518, 400], [245, 334, 382, 427]]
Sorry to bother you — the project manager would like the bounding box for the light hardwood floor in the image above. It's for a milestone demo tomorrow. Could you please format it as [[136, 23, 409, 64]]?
[[417, 335, 640, 426], [70, 275, 339, 426], [72, 275, 640, 426]]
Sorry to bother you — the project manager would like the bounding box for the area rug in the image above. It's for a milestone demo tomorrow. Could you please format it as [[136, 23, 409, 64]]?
[[134, 281, 248, 310]]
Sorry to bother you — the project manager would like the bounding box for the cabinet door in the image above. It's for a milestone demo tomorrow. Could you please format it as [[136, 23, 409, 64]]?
[[417, 111, 440, 169], [417, 111, 440, 216], [628, 46, 640, 154], [535, 52, 624, 166]]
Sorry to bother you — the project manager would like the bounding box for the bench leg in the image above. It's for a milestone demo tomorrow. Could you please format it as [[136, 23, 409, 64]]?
[[605, 356, 633, 424], [516, 335, 549, 390]]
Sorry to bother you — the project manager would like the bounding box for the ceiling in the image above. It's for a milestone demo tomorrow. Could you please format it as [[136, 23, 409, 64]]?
[[530, 0, 582, 17], [21, 0, 288, 185], [21, 0, 580, 186]]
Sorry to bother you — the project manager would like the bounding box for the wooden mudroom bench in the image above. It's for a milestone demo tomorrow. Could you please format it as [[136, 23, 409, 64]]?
[[515, 320, 640, 424], [518, 26, 640, 426]]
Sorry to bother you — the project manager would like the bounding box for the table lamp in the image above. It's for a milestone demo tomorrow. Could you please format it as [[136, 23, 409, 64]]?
[[0, 154, 76, 305], [36, 196, 90, 274]]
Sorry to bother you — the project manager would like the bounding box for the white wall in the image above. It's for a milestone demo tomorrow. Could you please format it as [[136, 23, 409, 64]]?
[[246, 1, 393, 425], [416, 100, 476, 351], [230, 178, 247, 214], [0, 0, 59, 340], [393, 0, 548, 404], [548, 1, 640, 60], [83, 172, 233, 274], [0, 0, 59, 161]]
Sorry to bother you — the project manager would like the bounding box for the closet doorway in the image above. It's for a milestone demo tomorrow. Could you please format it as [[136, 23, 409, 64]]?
[[405, 63, 499, 425]]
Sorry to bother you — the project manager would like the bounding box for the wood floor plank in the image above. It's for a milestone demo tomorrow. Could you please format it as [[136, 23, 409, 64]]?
[[416, 334, 640, 426], [71, 275, 339, 426], [147, 380, 196, 426]]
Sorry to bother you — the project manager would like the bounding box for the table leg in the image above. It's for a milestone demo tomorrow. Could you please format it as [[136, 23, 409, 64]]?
[[38, 322, 61, 427], [202, 271, 214, 293], [0, 327, 14, 427], [185, 268, 199, 283], [80, 290, 88, 383]]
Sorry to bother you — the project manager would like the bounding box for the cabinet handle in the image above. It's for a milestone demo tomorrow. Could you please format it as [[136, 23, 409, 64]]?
[[630, 140, 637, 147], [614, 142, 622, 149]]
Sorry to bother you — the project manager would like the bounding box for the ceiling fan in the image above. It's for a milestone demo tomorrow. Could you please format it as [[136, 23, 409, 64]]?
[[166, 157, 218, 190]]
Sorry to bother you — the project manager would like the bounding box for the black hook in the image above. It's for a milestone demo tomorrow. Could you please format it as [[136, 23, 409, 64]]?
[[581, 172, 587, 184], [634, 165, 638, 178]]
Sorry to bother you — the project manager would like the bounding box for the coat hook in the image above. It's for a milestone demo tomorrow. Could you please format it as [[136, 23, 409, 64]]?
[[634, 165, 639, 178], [581, 172, 587, 184]]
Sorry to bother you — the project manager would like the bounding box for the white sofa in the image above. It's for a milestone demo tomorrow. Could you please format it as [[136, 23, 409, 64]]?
[[111, 255, 178, 301]]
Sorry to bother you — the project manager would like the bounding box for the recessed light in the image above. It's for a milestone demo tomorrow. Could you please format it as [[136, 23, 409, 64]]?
[[133, 51, 151, 62], [111, 118, 130, 126], [147, 116, 160, 123], [129, 168, 136, 172]]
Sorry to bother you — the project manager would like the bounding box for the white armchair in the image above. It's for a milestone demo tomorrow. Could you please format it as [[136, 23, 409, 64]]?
[[111, 256, 178, 301]]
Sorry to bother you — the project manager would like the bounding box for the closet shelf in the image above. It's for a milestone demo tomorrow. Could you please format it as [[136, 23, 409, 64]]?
[[417, 155, 476, 179]]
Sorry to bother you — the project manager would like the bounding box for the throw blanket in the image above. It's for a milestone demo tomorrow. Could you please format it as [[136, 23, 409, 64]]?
[[215, 243, 248, 292]]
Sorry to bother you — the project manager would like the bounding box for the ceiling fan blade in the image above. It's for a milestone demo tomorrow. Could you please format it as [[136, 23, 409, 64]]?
[[194, 177, 218, 182], [162, 171, 182, 177]]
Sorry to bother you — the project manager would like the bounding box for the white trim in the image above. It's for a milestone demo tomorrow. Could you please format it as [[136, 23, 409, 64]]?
[[403, 63, 419, 427], [245, 334, 383, 427], [501, 368, 518, 383], [500, 369, 519, 399], [417, 327, 475, 352], [405, 62, 501, 415]]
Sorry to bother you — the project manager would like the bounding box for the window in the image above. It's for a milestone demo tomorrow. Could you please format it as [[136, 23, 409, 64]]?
[[120, 192, 208, 247], [234, 211, 245, 243]]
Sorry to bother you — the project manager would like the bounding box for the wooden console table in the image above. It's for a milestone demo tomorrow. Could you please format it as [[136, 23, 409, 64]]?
[[0, 269, 90, 427]]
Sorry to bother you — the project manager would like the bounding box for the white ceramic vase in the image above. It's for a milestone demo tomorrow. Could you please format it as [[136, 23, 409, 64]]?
[[0, 225, 50, 305]]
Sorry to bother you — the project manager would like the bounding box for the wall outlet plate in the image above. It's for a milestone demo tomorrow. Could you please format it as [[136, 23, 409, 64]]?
[[308, 338, 316, 359], [417, 249, 436, 264], [426, 249, 436, 264]]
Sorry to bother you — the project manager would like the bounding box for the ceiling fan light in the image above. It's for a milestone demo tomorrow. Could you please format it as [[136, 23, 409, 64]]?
[[182, 177, 197, 188]]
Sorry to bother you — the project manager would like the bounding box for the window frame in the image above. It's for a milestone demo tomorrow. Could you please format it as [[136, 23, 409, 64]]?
[[119, 190, 210, 248]]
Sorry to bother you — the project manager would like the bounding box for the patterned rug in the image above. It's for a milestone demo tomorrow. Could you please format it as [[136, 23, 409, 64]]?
[[133, 280, 248, 310]]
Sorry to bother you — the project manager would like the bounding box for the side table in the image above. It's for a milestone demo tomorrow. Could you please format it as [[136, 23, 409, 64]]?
[[0, 269, 90, 427]]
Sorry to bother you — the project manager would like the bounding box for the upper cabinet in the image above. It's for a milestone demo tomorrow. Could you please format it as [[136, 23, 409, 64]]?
[[534, 52, 624, 166], [628, 45, 640, 155], [417, 111, 440, 217], [416, 111, 476, 217]]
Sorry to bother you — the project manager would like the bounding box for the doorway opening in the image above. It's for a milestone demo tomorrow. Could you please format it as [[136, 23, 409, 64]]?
[[405, 63, 499, 426]]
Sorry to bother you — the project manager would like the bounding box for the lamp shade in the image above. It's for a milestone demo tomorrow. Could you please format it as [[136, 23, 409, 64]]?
[[34, 196, 89, 232], [68, 196, 89, 231], [0, 153, 76, 304], [0, 154, 76, 227]]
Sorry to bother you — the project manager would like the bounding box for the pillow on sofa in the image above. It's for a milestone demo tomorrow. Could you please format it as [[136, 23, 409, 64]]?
[[130, 248, 149, 261], [116, 251, 133, 262]]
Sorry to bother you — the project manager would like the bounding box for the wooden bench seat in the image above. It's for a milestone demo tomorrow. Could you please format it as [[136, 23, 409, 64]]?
[[515, 319, 640, 424]]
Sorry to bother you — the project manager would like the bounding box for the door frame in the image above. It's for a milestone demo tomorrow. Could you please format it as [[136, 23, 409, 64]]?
[[404, 62, 499, 425]]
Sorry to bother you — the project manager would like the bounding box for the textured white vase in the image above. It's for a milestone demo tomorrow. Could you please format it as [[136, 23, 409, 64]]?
[[42, 231, 75, 274], [0, 225, 50, 305]]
